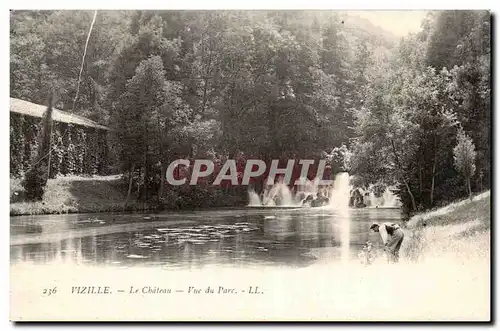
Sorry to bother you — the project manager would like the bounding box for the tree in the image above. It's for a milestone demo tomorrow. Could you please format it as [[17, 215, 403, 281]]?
[[351, 86, 420, 212], [453, 128, 476, 199], [319, 15, 354, 143], [425, 11, 478, 70], [22, 94, 54, 200], [10, 10, 133, 121], [392, 66, 459, 207], [10, 10, 491, 211], [113, 55, 169, 202]]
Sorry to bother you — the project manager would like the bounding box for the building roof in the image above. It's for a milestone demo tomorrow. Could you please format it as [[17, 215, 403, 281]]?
[[10, 97, 109, 131]]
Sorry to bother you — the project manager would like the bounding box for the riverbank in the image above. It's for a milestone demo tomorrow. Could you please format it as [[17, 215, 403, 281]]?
[[402, 190, 491, 263], [10, 175, 247, 216], [10, 175, 158, 216]]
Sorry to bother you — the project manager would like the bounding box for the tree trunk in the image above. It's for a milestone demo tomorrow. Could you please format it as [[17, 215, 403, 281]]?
[[419, 163, 423, 196], [47, 91, 54, 178], [467, 176, 472, 200], [478, 171, 483, 193], [143, 158, 148, 202], [386, 135, 416, 210], [158, 161, 166, 203], [125, 164, 135, 209], [404, 179, 417, 211], [142, 128, 149, 202], [47, 122, 53, 179], [430, 157, 437, 206], [430, 137, 438, 207]]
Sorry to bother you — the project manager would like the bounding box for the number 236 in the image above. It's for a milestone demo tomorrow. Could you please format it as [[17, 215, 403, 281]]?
[[42, 287, 57, 296]]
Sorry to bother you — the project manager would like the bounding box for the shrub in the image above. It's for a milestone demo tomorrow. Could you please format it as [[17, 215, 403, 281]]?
[[22, 161, 49, 201], [22, 95, 53, 201]]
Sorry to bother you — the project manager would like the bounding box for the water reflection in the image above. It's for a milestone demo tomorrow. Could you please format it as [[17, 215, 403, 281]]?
[[11, 208, 402, 269]]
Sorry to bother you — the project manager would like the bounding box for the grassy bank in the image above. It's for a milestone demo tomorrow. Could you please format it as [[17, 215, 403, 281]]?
[[10, 175, 248, 216], [402, 190, 491, 262], [10, 175, 158, 216]]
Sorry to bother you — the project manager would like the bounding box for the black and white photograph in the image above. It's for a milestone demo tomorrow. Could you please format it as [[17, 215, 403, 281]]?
[[8, 8, 492, 321]]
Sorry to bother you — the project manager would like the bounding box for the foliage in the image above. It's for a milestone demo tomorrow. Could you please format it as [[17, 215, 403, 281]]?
[[350, 10, 490, 212], [10, 114, 109, 179], [323, 144, 352, 174], [453, 128, 476, 197], [22, 100, 53, 200], [10, 10, 491, 210]]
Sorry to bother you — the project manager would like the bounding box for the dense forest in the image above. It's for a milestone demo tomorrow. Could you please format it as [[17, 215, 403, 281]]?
[[10, 10, 491, 213]]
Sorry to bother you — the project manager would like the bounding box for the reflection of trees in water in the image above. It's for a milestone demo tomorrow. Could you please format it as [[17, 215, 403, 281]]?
[[234, 233, 245, 262], [11, 240, 65, 264], [11, 210, 403, 267], [257, 213, 337, 266], [296, 217, 319, 248], [318, 218, 334, 248], [11, 245, 24, 262], [295, 214, 337, 249], [264, 215, 293, 234]]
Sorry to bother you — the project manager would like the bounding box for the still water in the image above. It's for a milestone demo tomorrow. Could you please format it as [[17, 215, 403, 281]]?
[[11, 207, 402, 269]]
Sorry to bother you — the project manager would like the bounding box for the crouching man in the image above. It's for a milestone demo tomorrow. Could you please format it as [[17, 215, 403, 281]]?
[[370, 222, 404, 263]]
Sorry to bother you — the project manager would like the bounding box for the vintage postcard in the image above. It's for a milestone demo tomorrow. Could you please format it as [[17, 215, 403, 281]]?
[[9, 9, 491, 321]]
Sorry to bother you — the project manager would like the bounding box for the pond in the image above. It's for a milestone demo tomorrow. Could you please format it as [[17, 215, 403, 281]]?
[[10, 207, 402, 269]]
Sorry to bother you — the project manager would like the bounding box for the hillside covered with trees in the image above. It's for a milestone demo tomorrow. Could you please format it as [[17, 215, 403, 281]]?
[[10, 10, 491, 214]]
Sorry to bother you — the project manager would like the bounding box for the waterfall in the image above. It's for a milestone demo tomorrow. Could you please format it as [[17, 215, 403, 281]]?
[[366, 186, 402, 208], [246, 171, 400, 265], [328, 172, 351, 211], [247, 181, 296, 207], [381, 187, 401, 207], [327, 172, 351, 263], [248, 190, 262, 207], [279, 183, 294, 206], [247, 173, 354, 209], [247, 172, 401, 210]]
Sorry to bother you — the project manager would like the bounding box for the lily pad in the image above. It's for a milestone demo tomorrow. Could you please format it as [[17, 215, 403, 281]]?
[[126, 254, 148, 259]]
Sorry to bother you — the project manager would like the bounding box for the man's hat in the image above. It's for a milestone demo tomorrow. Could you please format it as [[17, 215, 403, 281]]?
[[370, 222, 380, 230]]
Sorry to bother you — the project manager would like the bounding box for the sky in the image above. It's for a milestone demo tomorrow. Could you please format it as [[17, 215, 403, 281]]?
[[347, 10, 428, 36]]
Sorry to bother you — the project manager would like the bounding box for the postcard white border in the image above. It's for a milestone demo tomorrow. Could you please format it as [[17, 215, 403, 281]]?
[[2, 0, 498, 329]]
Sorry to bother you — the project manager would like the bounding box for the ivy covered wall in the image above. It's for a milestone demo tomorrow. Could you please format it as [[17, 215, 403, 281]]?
[[10, 112, 110, 178]]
